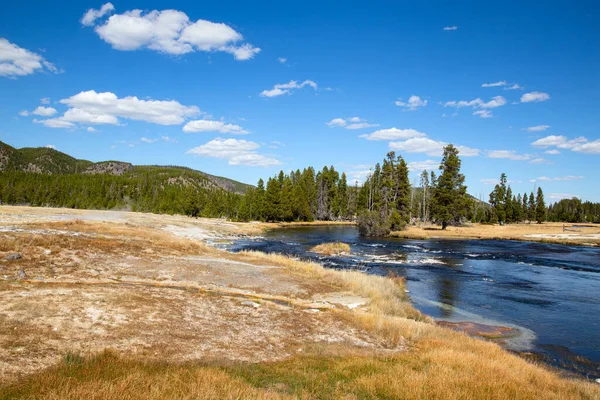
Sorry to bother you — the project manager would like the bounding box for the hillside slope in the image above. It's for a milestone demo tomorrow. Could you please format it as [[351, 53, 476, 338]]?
[[0, 140, 251, 194]]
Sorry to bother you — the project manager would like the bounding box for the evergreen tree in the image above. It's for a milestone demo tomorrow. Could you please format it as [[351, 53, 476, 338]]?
[[528, 192, 536, 222], [535, 187, 546, 223], [430, 144, 469, 230]]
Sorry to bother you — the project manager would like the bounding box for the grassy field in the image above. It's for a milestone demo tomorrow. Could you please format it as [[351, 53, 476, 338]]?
[[392, 222, 600, 246], [0, 207, 599, 398]]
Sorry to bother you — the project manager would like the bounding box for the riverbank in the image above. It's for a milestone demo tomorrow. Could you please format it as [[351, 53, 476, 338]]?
[[1, 206, 599, 398], [392, 222, 600, 247]]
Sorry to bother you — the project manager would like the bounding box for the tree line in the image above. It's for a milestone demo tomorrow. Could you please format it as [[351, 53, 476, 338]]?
[[2, 144, 598, 230]]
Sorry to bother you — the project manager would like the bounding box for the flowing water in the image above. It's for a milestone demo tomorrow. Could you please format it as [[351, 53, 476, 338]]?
[[227, 225, 600, 379]]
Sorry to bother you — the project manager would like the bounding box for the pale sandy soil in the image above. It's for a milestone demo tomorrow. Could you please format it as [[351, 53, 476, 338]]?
[[0, 206, 401, 382], [392, 222, 600, 246]]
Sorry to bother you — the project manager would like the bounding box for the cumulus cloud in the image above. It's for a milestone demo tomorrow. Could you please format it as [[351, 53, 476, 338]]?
[[260, 80, 317, 97], [81, 2, 115, 26], [395, 95, 428, 111], [389, 137, 479, 157], [45, 144, 56, 149], [525, 125, 550, 132], [183, 119, 248, 134], [34, 90, 200, 128], [186, 138, 280, 167], [19, 110, 29, 116], [140, 137, 158, 143], [531, 135, 600, 154], [0, 38, 59, 77], [521, 91, 550, 103], [443, 26, 458, 31], [83, 5, 259, 60], [544, 149, 560, 155], [40, 97, 50, 104], [87, 127, 98, 132], [326, 117, 378, 130], [407, 160, 439, 173], [360, 128, 426, 141], [277, 57, 287, 64], [161, 135, 177, 143], [487, 150, 531, 161], [32, 106, 57, 116]]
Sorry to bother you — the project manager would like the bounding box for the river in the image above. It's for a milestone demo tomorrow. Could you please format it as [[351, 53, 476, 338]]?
[[227, 225, 600, 379]]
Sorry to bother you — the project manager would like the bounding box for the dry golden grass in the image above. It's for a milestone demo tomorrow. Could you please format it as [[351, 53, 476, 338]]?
[[2, 346, 598, 400], [310, 242, 351, 256], [392, 222, 600, 246]]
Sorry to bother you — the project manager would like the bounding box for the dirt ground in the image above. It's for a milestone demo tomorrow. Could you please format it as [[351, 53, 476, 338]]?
[[392, 222, 600, 246], [0, 206, 401, 383]]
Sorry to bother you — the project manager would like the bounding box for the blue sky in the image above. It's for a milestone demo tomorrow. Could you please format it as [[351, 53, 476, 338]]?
[[1, 1, 599, 202]]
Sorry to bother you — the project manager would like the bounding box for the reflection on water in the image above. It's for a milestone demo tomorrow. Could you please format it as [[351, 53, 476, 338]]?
[[227, 225, 600, 379]]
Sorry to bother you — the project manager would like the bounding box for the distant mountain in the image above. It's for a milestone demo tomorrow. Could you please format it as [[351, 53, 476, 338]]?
[[0, 140, 251, 194]]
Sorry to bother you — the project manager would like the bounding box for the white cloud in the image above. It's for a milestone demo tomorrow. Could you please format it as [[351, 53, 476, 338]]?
[[277, 57, 287, 64], [481, 178, 501, 185], [33, 106, 57, 116], [34, 118, 75, 129], [360, 128, 426, 141], [0, 38, 59, 77], [443, 26, 458, 31], [327, 117, 378, 130], [505, 84, 522, 90], [407, 160, 439, 173], [528, 157, 551, 164], [554, 175, 584, 181], [40, 97, 50, 104], [81, 2, 115, 27], [87, 127, 98, 132], [525, 125, 550, 132], [389, 137, 479, 157], [481, 81, 506, 88], [444, 96, 506, 118], [161, 135, 177, 143], [260, 80, 318, 97], [545, 149, 560, 155], [19, 110, 29, 116], [186, 138, 280, 167], [85, 6, 259, 60], [140, 137, 157, 143], [183, 119, 248, 134], [487, 150, 531, 161], [521, 91, 550, 103], [481, 81, 522, 90], [395, 95, 428, 111], [473, 110, 493, 118], [531, 135, 600, 154], [548, 193, 579, 200], [45, 144, 56, 149]]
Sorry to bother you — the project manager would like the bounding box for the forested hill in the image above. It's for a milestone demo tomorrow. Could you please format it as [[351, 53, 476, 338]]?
[[0, 140, 249, 218], [0, 140, 251, 194]]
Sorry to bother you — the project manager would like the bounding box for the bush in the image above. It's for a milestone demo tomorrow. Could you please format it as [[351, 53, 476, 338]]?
[[357, 210, 391, 237]]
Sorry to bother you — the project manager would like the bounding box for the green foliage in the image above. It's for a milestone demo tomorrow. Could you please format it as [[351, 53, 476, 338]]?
[[430, 144, 469, 229], [546, 198, 600, 223], [535, 187, 546, 223], [357, 210, 391, 237]]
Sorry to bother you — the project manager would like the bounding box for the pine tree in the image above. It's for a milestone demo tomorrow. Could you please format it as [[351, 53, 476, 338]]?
[[535, 187, 546, 223], [430, 144, 469, 230], [528, 192, 536, 222]]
